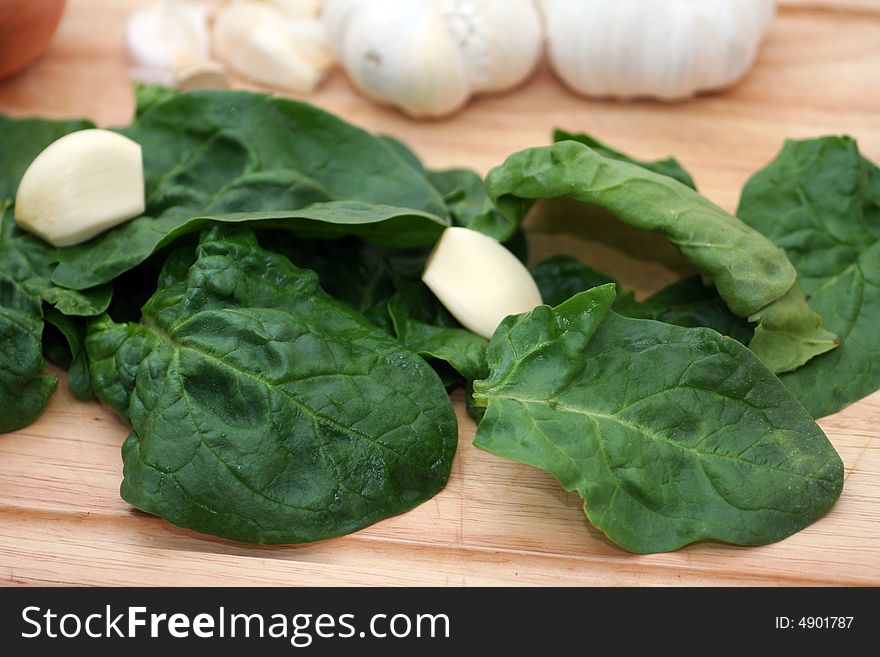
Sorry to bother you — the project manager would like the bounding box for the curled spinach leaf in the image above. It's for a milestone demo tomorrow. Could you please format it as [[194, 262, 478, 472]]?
[[487, 141, 795, 316], [553, 129, 697, 190], [87, 229, 457, 544], [473, 285, 844, 553], [486, 140, 836, 372], [739, 136, 880, 417]]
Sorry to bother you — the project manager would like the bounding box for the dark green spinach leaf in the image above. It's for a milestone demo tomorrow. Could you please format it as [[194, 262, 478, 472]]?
[[40, 86, 449, 289], [473, 285, 844, 553], [87, 229, 457, 544], [0, 277, 57, 434], [739, 137, 880, 417], [532, 255, 754, 343], [43, 308, 93, 401], [388, 295, 488, 382]]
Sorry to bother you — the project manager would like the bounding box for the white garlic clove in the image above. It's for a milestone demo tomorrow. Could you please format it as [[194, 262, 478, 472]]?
[[15, 130, 145, 248], [126, 0, 212, 86], [213, 2, 332, 93], [422, 227, 543, 340], [174, 61, 230, 91], [289, 19, 336, 71]]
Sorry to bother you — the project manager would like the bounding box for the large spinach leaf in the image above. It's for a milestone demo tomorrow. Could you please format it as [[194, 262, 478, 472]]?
[[43, 86, 448, 289], [275, 234, 487, 383], [472, 285, 843, 553], [53, 202, 449, 290], [87, 229, 457, 544], [739, 137, 880, 417], [486, 141, 836, 372]]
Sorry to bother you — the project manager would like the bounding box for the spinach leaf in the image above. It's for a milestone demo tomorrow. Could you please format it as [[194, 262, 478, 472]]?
[[37, 86, 448, 290], [531, 255, 630, 307], [87, 229, 457, 544], [739, 137, 880, 417], [388, 294, 488, 382], [43, 309, 93, 400], [0, 277, 57, 434], [553, 129, 697, 190], [487, 141, 795, 316], [472, 285, 844, 553], [630, 277, 755, 345], [53, 202, 448, 290], [486, 141, 836, 372]]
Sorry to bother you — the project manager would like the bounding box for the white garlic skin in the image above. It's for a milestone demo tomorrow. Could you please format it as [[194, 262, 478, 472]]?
[[542, 0, 777, 101], [15, 130, 145, 248], [126, 0, 212, 87], [422, 227, 543, 340], [325, 0, 544, 118]]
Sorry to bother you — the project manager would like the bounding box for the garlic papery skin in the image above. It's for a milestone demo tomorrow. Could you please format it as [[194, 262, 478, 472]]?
[[15, 130, 145, 248], [213, 2, 334, 93], [541, 0, 777, 101], [422, 227, 543, 339], [126, 0, 214, 87], [324, 0, 544, 118]]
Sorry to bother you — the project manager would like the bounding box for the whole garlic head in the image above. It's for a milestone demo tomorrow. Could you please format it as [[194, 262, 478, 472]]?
[[541, 0, 777, 101], [325, 0, 544, 118]]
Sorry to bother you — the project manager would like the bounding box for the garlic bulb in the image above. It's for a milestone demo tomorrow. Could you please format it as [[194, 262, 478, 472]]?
[[213, 1, 334, 93], [15, 130, 145, 248], [541, 0, 777, 100], [422, 227, 543, 339], [126, 0, 223, 88], [324, 0, 544, 118]]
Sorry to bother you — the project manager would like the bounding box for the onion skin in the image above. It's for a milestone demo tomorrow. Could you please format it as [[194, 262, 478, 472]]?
[[0, 0, 67, 80]]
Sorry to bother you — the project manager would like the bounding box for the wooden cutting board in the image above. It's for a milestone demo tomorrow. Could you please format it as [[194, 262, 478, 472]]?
[[1, 0, 878, 586]]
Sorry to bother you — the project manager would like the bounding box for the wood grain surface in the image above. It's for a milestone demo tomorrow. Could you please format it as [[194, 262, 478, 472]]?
[[0, 0, 878, 586]]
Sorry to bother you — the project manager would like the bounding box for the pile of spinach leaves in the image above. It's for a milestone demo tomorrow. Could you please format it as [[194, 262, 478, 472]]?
[[0, 86, 873, 553]]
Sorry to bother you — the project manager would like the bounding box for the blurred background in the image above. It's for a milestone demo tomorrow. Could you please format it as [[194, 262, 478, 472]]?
[[0, 0, 878, 211]]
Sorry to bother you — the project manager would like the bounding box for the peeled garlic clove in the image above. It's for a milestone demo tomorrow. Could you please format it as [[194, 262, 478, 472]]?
[[15, 130, 145, 248], [174, 61, 229, 91], [422, 227, 543, 339], [289, 19, 335, 70], [126, 0, 211, 86], [213, 2, 331, 93]]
